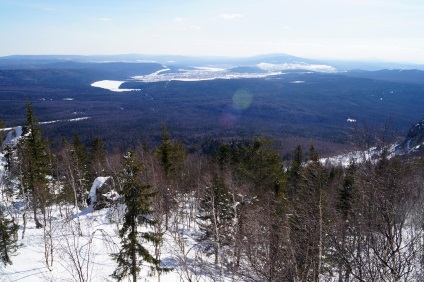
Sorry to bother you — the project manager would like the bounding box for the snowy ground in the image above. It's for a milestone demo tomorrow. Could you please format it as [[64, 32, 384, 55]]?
[[0, 196, 228, 282], [0, 159, 231, 281]]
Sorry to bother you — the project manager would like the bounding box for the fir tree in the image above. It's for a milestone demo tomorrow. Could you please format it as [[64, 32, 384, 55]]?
[[0, 208, 19, 266], [111, 151, 161, 282]]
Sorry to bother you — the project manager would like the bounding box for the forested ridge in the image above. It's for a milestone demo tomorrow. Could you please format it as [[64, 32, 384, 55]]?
[[0, 102, 423, 281]]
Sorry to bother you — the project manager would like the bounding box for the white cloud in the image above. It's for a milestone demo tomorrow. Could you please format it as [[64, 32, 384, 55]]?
[[218, 13, 243, 20], [174, 17, 185, 22], [179, 25, 201, 31], [99, 18, 112, 22]]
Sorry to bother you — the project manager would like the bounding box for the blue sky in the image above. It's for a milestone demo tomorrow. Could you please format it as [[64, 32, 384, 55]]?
[[1, 0, 423, 63]]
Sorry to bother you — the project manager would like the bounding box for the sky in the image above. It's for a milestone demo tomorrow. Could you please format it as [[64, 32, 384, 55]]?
[[1, 0, 424, 63]]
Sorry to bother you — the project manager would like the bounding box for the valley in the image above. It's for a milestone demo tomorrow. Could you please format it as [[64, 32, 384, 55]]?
[[1, 54, 424, 156]]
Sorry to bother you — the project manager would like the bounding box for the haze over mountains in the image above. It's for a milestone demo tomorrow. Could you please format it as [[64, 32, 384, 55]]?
[[1, 53, 424, 155]]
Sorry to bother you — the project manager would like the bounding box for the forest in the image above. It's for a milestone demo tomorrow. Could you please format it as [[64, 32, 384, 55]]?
[[1, 66, 424, 157], [1, 100, 423, 281]]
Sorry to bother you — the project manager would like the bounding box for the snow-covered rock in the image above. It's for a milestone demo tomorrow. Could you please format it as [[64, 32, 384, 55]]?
[[2, 126, 23, 149], [87, 176, 119, 210], [396, 118, 424, 153]]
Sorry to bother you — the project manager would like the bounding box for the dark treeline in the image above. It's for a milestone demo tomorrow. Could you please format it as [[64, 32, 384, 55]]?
[[1, 102, 424, 281]]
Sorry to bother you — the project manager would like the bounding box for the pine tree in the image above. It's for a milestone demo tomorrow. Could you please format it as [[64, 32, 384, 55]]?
[[20, 99, 51, 228], [0, 208, 19, 266], [111, 151, 161, 282]]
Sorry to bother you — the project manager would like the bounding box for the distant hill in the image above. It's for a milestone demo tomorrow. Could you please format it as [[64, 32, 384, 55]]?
[[2, 53, 423, 71], [344, 69, 424, 84]]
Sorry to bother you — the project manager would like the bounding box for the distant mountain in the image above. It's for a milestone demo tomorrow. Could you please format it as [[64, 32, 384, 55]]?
[[2, 53, 423, 72]]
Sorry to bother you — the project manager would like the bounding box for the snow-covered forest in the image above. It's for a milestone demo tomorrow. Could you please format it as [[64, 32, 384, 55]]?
[[1, 101, 424, 281]]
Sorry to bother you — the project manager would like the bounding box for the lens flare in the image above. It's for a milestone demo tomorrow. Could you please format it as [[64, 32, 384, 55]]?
[[232, 89, 253, 110]]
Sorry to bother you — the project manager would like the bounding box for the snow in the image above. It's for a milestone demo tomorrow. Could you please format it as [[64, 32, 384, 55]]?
[[2, 126, 23, 146], [39, 117, 90, 125], [91, 80, 141, 92], [90, 63, 336, 89], [320, 143, 398, 167], [0, 193, 235, 281], [0, 158, 234, 282], [131, 68, 282, 83], [346, 118, 356, 123]]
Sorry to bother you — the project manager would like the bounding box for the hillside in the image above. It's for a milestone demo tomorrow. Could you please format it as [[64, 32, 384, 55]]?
[[1, 115, 424, 281]]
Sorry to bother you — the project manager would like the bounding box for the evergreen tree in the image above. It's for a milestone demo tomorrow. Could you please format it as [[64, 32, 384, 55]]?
[[233, 136, 284, 196], [154, 124, 186, 228], [111, 151, 161, 282], [307, 143, 319, 162], [72, 133, 90, 204], [288, 144, 303, 201], [20, 99, 51, 228], [0, 208, 19, 266], [154, 123, 185, 179], [336, 161, 357, 219], [89, 137, 106, 179]]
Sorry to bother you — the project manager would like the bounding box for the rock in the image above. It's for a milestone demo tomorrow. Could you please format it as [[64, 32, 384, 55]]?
[[87, 176, 119, 210]]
